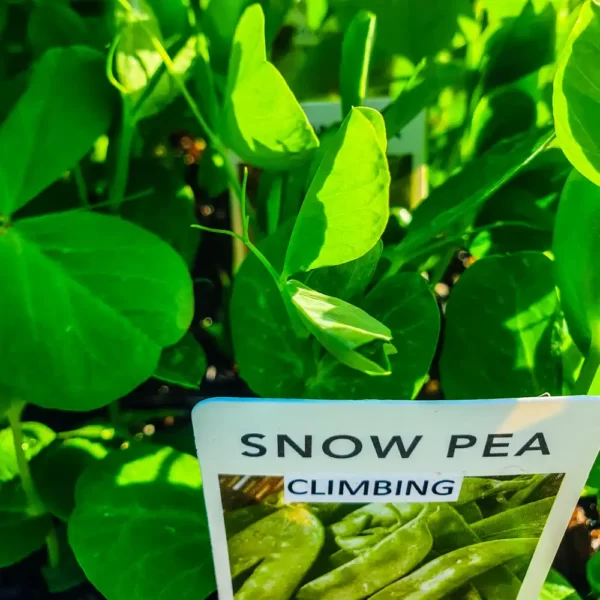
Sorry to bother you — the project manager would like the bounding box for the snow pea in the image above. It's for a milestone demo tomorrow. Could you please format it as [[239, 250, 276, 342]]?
[[526, 473, 564, 502], [456, 477, 533, 505], [328, 548, 357, 569], [446, 584, 482, 599], [330, 503, 397, 537], [427, 503, 478, 552], [370, 538, 538, 600], [471, 496, 556, 541], [297, 506, 433, 600], [228, 506, 324, 600], [427, 503, 522, 600], [498, 474, 549, 510], [329, 502, 418, 538], [224, 503, 276, 538], [317, 505, 416, 577], [454, 501, 483, 524], [306, 502, 348, 525], [328, 504, 424, 569], [473, 567, 525, 600], [331, 512, 370, 537], [505, 554, 533, 581], [390, 502, 426, 523], [335, 525, 398, 553]]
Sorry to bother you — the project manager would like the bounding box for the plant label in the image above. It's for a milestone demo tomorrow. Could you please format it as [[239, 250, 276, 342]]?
[[301, 99, 427, 197], [192, 396, 600, 600], [230, 99, 427, 201], [228, 100, 427, 270]]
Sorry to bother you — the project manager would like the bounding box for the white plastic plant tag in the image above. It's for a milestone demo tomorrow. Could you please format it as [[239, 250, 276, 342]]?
[[300, 99, 427, 202], [228, 101, 427, 270], [192, 396, 600, 600], [229, 99, 427, 201]]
